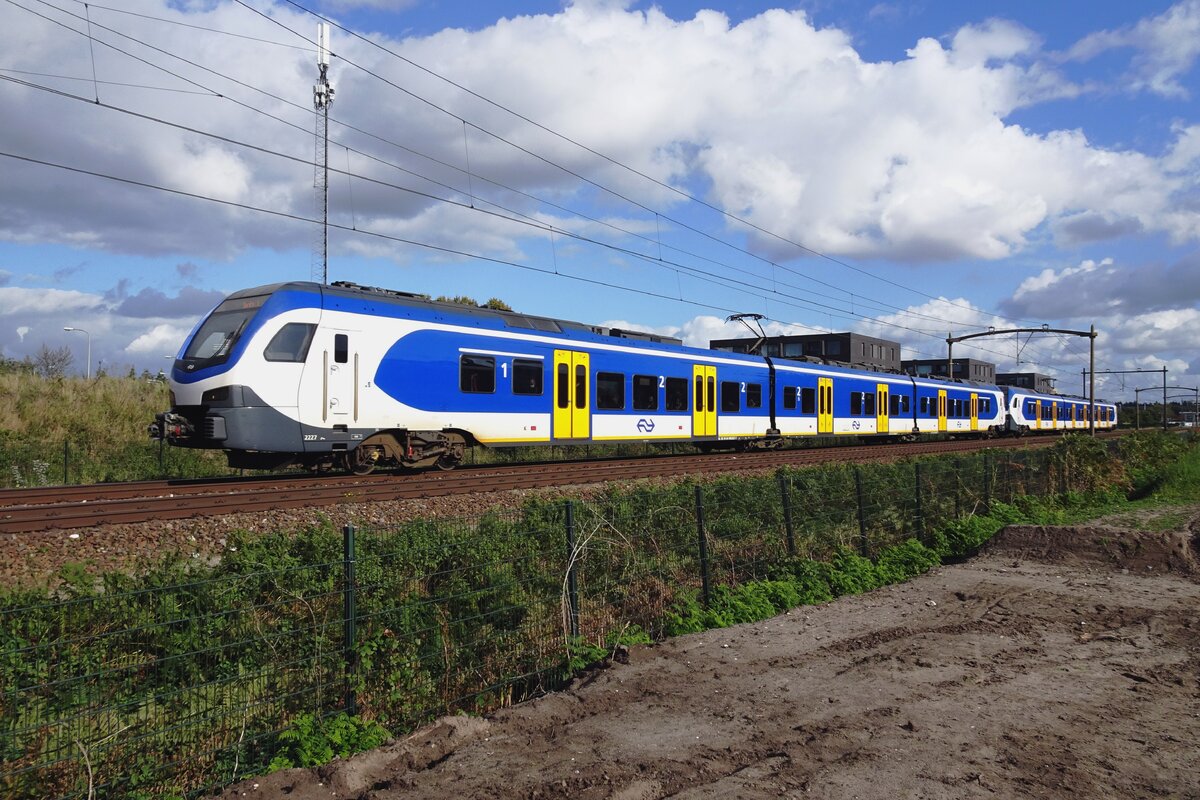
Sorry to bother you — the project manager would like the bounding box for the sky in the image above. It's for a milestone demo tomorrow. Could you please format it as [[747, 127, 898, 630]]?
[[1, 0, 1198, 402]]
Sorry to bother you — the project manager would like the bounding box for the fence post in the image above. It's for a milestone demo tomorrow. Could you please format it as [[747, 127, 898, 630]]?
[[981, 452, 991, 516], [778, 472, 796, 557], [1002, 453, 1010, 502], [62, 441, 69, 485], [565, 502, 580, 640], [694, 485, 710, 608], [914, 462, 924, 543], [954, 460, 962, 519], [342, 524, 358, 717], [854, 468, 868, 558], [1043, 450, 1051, 497]]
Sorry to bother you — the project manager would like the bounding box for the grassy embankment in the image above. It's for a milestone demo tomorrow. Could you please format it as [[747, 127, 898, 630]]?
[[0, 374, 230, 485]]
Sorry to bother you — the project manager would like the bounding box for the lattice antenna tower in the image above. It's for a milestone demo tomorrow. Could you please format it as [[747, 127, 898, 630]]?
[[312, 22, 335, 284]]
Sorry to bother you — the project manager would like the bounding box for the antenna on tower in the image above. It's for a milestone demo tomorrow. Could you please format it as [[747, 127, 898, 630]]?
[[312, 22, 334, 284]]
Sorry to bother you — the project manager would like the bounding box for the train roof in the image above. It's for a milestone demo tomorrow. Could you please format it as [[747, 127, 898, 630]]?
[[244, 280, 685, 347], [228, 281, 1113, 403]]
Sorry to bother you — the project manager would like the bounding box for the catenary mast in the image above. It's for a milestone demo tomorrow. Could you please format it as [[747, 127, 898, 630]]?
[[312, 23, 334, 284]]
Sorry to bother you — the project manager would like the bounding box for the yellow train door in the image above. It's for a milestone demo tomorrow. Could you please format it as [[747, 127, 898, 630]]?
[[970, 393, 979, 432], [1035, 399, 1043, 430], [818, 377, 834, 434], [553, 350, 590, 439], [876, 383, 889, 434], [1052, 402, 1059, 429], [692, 364, 716, 437], [937, 389, 947, 432]]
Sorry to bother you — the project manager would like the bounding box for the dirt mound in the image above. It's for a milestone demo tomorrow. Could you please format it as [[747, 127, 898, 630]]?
[[986, 519, 1200, 577], [219, 715, 490, 800]]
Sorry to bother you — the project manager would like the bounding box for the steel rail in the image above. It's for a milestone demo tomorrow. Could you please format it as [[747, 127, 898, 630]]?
[[0, 433, 1117, 534]]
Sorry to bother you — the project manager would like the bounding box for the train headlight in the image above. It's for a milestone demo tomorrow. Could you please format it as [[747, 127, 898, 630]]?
[[202, 386, 230, 404]]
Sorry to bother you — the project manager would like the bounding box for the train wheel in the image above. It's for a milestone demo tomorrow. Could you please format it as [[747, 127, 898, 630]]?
[[343, 447, 377, 476], [435, 453, 460, 471]]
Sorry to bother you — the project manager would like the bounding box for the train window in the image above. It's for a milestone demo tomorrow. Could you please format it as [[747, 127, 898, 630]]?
[[1025, 400, 1036, 416], [920, 397, 929, 415], [264, 323, 316, 362], [707, 377, 715, 412], [557, 364, 569, 408], [665, 377, 688, 411], [334, 334, 348, 364], [183, 297, 265, 362], [783, 385, 797, 411], [746, 383, 762, 409], [801, 387, 816, 415], [575, 365, 587, 409], [460, 354, 495, 393], [694, 375, 704, 412], [852, 391, 876, 415], [633, 375, 658, 410], [900, 395, 910, 414], [721, 381, 740, 413], [513, 359, 543, 395], [889, 394, 900, 417], [597, 372, 624, 410]]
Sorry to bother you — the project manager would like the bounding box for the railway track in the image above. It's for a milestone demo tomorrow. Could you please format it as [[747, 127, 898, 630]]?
[[0, 434, 1116, 533]]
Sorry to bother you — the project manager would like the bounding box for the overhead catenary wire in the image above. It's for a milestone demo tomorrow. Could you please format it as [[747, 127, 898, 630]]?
[[8, 0, 1092, 383], [3, 68, 1041, 366], [270, 0, 1065, 332], [0, 1, 1025, 349], [233, 0, 1080, 368], [26, 0, 1061, 360]]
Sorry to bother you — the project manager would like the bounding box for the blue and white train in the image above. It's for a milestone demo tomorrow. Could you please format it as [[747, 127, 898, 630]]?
[[150, 281, 1118, 472]]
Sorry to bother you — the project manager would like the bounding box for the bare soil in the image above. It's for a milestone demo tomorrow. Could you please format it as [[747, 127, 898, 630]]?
[[221, 512, 1200, 800]]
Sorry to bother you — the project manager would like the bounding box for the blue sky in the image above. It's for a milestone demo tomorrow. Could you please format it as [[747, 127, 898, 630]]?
[[1, 0, 1198, 400]]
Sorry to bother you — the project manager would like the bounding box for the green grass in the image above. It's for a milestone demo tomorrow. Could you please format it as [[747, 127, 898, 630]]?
[[0, 374, 233, 486]]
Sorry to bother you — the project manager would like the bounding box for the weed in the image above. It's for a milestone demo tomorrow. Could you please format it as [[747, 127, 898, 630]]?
[[266, 713, 391, 772]]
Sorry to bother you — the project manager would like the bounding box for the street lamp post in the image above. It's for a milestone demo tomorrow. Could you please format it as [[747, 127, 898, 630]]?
[[63, 327, 91, 380]]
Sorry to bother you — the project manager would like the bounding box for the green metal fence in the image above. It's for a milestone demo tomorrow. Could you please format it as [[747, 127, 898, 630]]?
[[2, 447, 1076, 798]]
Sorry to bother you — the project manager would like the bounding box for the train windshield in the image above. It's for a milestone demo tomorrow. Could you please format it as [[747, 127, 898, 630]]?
[[183, 295, 268, 363]]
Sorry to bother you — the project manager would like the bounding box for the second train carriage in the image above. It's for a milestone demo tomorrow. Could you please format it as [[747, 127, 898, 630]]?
[[1004, 387, 1117, 434], [151, 281, 1116, 472]]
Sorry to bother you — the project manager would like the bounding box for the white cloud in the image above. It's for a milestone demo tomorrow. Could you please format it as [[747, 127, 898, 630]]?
[[1003, 255, 1200, 320], [1164, 123, 1200, 173], [0, 285, 218, 371], [125, 323, 194, 356], [1068, 0, 1200, 98], [0, 287, 102, 314], [2, 1, 1198, 268], [949, 19, 1039, 67]]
